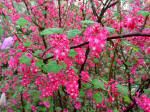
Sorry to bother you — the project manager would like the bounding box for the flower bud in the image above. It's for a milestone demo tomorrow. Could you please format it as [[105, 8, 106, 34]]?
[[0, 93, 6, 107], [1, 36, 14, 50]]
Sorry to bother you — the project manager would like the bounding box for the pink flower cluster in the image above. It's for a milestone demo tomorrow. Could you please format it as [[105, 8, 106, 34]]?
[[123, 16, 138, 30], [35, 68, 79, 99], [37, 0, 44, 5], [49, 34, 70, 61], [84, 23, 108, 58], [135, 94, 150, 112], [73, 101, 81, 109], [109, 80, 120, 97], [80, 71, 90, 83], [8, 55, 19, 70], [74, 48, 85, 65], [35, 73, 65, 97], [65, 68, 79, 99]]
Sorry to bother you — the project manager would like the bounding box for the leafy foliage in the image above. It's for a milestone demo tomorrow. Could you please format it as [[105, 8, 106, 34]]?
[[16, 17, 30, 27], [40, 28, 63, 36], [67, 29, 81, 38], [42, 61, 62, 73], [19, 55, 31, 66], [92, 79, 104, 89], [68, 49, 78, 57], [137, 11, 150, 17], [93, 92, 103, 103]]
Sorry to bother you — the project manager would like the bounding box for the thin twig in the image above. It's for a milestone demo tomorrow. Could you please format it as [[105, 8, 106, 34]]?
[[43, 32, 150, 61], [139, 15, 149, 32], [78, 46, 90, 89]]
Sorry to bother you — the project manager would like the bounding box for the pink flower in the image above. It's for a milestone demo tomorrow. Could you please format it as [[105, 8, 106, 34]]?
[[31, 105, 37, 112], [11, 14, 20, 22], [74, 101, 81, 109], [135, 94, 150, 112], [1, 37, 14, 50], [80, 71, 90, 83], [43, 101, 50, 108]]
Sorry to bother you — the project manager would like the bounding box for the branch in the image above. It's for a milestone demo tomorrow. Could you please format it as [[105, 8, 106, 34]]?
[[74, 46, 90, 112], [70, 42, 89, 49], [107, 32, 150, 40], [39, 27, 47, 49], [89, 0, 98, 18], [43, 32, 150, 62], [22, 1, 41, 28], [97, 0, 119, 25], [58, 0, 62, 27], [139, 15, 149, 32], [78, 46, 90, 89], [124, 78, 150, 112], [20, 92, 25, 112], [42, 46, 54, 57], [107, 0, 119, 9]]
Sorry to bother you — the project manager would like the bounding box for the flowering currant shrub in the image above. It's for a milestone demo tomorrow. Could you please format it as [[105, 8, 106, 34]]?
[[0, 0, 150, 112]]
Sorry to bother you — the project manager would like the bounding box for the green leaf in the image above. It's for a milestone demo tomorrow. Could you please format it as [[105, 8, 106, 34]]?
[[49, 28, 63, 34], [137, 11, 150, 17], [70, 66, 78, 73], [123, 41, 139, 52], [34, 50, 43, 56], [76, 98, 84, 102], [83, 83, 91, 89], [114, 12, 120, 17], [16, 17, 30, 27], [55, 107, 62, 111], [133, 60, 137, 64], [12, 91, 18, 99], [42, 61, 62, 73], [125, 61, 130, 66], [67, 29, 81, 38], [23, 41, 32, 47], [79, 90, 85, 97], [144, 89, 150, 97], [40, 28, 63, 36], [114, 108, 119, 112], [39, 107, 47, 111], [93, 92, 103, 103], [80, 20, 95, 25], [68, 49, 77, 57], [15, 41, 19, 48], [46, 53, 53, 57], [49, 100, 54, 112], [25, 103, 31, 110], [93, 58, 99, 64], [123, 95, 131, 104], [92, 79, 104, 89], [0, 25, 4, 35], [32, 96, 39, 104], [116, 85, 128, 96], [19, 55, 31, 66], [113, 61, 117, 66], [35, 59, 44, 68], [43, 11, 48, 14], [0, 5, 5, 8], [106, 27, 115, 32]]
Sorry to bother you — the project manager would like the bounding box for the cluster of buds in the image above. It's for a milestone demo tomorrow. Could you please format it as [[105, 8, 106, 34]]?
[[0, 93, 6, 108]]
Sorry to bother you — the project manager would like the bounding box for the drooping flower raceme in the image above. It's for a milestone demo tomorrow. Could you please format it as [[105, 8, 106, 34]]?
[[49, 34, 70, 61], [135, 94, 150, 112], [1, 36, 14, 50], [84, 23, 108, 58]]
